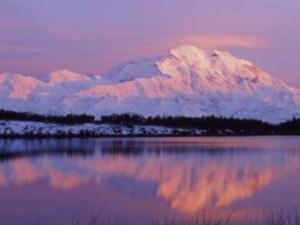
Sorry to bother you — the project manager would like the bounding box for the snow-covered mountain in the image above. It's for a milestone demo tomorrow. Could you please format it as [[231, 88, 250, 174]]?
[[1, 45, 300, 123]]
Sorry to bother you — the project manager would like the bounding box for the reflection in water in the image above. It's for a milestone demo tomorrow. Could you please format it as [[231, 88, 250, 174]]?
[[0, 137, 300, 216]]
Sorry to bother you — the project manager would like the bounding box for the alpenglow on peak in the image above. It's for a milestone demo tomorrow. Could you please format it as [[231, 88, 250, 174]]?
[[0, 45, 299, 123]]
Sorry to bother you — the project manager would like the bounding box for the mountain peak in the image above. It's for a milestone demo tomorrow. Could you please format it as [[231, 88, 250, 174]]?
[[41, 69, 90, 84], [170, 45, 206, 59], [165, 45, 253, 73], [0, 72, 41, 101]]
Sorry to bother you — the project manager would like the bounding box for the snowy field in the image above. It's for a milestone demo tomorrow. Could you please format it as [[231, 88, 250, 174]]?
[[0, 120, 206, 137]]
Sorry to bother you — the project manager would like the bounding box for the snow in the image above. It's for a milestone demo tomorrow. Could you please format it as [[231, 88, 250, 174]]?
[[0, 120, 205, 136], [102, 56, 164, 83], [41, 69, 91, 85], [0, 45, 300, 123]]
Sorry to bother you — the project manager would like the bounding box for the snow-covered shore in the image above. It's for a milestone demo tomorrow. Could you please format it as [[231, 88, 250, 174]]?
[[0, 120, 206, 137]]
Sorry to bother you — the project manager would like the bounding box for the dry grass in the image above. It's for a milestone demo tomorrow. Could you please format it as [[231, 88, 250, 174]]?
[[67, 209, 300, 225]]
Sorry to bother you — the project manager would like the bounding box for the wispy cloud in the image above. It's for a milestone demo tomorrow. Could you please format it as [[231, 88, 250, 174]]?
[[120, 34, 271, 56], [175, 35, 270, 49]]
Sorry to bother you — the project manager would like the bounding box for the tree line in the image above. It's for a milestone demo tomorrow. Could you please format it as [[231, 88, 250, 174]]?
[[0, 109, 299, 134], [101, 113, 300, 135], [0, 109, 94, 124]]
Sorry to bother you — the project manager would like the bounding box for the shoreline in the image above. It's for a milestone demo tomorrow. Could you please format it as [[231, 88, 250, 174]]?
[[0, 119, 299, 139]]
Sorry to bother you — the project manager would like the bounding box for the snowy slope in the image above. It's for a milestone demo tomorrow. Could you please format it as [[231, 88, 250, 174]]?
[[0, 45, 300, 123]]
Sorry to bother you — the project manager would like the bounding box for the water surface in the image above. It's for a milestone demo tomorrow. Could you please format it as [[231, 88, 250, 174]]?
[[0, 137, 300, 225]]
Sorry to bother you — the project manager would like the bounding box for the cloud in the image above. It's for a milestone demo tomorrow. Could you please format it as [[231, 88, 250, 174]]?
[[0, 30, 271, 76], [175, 35, 270, 49], [119, 34, 270, 56]]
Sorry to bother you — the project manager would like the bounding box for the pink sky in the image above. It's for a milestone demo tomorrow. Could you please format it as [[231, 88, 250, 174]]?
[[0, 0, 300, 86]]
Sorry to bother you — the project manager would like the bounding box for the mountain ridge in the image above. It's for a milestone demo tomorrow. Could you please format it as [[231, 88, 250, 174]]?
[[0, 45, 299, 123]]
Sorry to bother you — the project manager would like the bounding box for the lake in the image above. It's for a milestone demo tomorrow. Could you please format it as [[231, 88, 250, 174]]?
[[0, 137, 300, 225]]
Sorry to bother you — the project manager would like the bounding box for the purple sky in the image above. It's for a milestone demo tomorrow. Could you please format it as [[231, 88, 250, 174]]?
[[1, 0, 300, 87]]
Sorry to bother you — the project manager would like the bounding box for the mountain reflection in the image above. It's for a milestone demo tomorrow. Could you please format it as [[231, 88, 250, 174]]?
[[0, 138, 299, 214]]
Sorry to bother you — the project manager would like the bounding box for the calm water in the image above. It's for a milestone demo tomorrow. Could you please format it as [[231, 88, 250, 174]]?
[[0, 137, 300, 225]]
